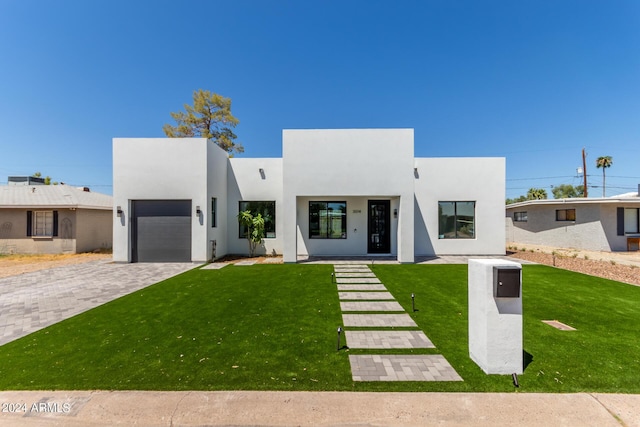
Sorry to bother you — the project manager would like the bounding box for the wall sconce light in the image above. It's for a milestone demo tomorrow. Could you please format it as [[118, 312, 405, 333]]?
[[259, 168, 266, 179], [196, 206, 202, 215], [394, 208, 398, 218], [116, 206, 123, 217]]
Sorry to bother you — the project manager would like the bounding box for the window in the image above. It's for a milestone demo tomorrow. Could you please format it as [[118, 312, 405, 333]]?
[[26, 210, 58, 237], [556, 209, 576, 221], [438, 201, 475, 239], [238, 201, 276, 238], [211, 197, 217, 228], [309, 202, 347, 239], [624, 208, 639, 234], [513, 211, 528, 222]]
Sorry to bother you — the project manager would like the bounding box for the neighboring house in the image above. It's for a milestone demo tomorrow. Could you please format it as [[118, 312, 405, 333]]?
[[505, 190, 640, 252], [113, 129, 506, 263], [0, 180, 113, 254]]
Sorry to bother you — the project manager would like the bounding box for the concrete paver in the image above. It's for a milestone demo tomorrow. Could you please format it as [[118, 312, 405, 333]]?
[[333, 267, 373, 273], [335, 272, 376, 278], [339, 291, 394, 300], [346, 330, 435, 349], [342, 313, 418, 327], [0, 261, 198, 346], [349, 354, 463, 381], [337, 284, 387, 291], [340, 301, 405, 312], [200, 262, 229, 269], [336, 277, 382, 284]]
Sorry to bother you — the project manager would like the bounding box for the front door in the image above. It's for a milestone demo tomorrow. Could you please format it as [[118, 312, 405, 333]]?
[[368, 200, 391, 253]]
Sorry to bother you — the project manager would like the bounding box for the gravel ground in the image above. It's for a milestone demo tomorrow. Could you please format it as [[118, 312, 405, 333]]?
[[0, 253, 111, 278], [507, 244, 640, 287]]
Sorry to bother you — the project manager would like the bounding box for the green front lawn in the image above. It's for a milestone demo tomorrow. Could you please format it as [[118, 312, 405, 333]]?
[[0, 264, 638, 392]]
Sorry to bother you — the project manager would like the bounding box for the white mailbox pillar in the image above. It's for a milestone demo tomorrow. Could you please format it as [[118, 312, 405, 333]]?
[[468, 259, 523, 375]]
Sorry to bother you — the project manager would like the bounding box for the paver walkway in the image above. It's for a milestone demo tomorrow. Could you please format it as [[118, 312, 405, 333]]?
[[0, 261, 198, 346], [345, 330, 434, 349], [334, 264, 462, 382], [350, 354, 462, 381]]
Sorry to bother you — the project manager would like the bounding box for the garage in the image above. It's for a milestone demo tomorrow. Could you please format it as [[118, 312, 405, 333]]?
[[132, 200, 192, 262]]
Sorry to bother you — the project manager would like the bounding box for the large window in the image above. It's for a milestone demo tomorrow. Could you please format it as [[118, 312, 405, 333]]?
[[438, 201, 475, 239], [556, 209, 576, 221], [309, 202, 347, 239], [513, 211, 528, 222], [238, 201, 276, 238]]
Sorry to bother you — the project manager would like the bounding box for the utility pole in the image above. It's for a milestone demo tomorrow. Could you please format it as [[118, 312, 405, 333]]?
[[582, 148, 588, 198]]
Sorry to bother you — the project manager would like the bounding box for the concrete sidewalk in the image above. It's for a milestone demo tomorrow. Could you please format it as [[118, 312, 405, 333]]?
[[0, 390, 638, 426]]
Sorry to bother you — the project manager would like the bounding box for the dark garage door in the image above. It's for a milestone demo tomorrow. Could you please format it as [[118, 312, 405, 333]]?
[[132, 200, 192, 262]]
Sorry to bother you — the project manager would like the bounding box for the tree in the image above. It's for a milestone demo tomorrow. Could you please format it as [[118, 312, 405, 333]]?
[[551, 184, 585, 199], [595, 155, 613, 197], [526, 187, 548, 200], [33, 172, 58, 185], [506, 187, 548, 204], [163, 89, 243, 155], [505, 195, 527, 205], [237, 210, 265, 257]]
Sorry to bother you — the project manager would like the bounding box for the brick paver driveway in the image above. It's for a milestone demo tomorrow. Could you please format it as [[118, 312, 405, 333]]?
[[0, 260, 198, 346]]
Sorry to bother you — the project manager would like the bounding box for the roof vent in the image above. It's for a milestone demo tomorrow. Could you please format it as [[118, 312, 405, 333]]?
[[77, 186, 90, 192]]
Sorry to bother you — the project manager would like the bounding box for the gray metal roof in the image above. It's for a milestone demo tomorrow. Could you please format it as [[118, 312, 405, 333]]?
[[0, 185, 112, 210]]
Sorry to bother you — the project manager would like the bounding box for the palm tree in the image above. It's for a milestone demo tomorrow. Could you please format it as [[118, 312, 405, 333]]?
[[596, 156, 613, 197], [526, 187, 548, 200]]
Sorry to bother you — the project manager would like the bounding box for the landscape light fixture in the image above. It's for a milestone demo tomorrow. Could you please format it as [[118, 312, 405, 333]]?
[[337, 326, 343, 351], [411, 293, 415, 312], [512, 373, 519, 388], [331, 272, 334, 283]]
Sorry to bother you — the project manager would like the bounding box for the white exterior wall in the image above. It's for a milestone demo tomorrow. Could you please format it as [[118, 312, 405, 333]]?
[[227, 158, 283, 256], [414, 158, 506, 256], [113, 138, 210, 262], [112, 131, 507, 262], [206, 142, 230, 260], [282, 129, 415, 263]]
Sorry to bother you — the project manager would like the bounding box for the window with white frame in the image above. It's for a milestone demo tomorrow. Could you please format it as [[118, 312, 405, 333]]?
[[33, 211, 54, 236]]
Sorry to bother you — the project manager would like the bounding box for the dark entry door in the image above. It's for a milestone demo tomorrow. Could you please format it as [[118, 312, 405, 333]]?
[[132, 200, 192, 262], [368, 200, 391, 253]]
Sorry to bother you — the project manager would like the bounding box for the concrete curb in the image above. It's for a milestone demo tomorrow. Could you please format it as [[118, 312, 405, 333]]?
[[1, 391, 638, 426]]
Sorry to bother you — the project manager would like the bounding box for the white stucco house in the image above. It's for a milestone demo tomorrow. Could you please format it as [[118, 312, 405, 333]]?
[[505, 192, 640, 252], [113, 129, 506, 263]]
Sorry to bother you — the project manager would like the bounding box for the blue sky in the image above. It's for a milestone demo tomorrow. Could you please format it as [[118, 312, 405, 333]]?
[[1, 0, 638, 198]]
